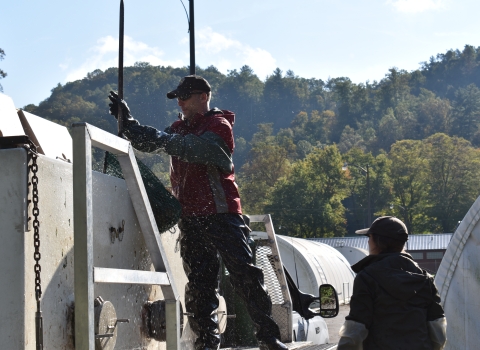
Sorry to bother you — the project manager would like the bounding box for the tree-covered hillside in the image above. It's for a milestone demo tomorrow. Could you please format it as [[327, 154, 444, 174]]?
[[23, 44, 480, 237]]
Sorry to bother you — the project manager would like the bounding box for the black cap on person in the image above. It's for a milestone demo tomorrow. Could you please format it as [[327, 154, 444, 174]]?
[[167, 75, 211, 99], [355, 216, 408, 241]]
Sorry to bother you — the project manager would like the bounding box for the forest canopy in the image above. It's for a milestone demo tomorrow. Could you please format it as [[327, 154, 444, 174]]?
[[23, 45, 480, 237]]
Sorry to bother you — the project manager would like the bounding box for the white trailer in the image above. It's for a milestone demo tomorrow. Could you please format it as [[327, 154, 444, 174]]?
[[0, 94, 339, 350]]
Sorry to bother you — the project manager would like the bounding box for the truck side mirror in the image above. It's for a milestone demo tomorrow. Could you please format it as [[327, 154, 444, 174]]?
[[318, 284, 339, 318]]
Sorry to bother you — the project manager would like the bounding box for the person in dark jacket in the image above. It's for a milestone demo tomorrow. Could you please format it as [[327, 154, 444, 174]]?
[[108, 75, 286, 350], [337, 216, 447, 350]]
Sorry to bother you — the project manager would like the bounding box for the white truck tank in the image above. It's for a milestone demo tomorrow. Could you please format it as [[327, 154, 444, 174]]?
[[0, 146, 187, 349], [0, 94, 340, 349]]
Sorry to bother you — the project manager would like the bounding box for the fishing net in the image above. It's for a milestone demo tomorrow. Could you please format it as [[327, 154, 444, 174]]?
[[103, 151, 182, 233]]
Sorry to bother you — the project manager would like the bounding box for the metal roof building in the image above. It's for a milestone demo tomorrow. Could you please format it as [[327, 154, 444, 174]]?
[[309, 234, 453, 273], [309, 234, 453, 251]]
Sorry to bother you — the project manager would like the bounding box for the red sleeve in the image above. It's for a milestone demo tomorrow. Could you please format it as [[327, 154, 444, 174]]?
[[206, 116, 234, 153]]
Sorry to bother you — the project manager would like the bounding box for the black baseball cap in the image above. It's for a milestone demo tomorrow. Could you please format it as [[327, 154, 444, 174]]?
[[167, 75, 211, 99], [355, 216, 408, 241]]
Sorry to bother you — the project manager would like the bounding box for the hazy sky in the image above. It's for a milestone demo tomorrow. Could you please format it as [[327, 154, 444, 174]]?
[[1, 0, 480, 107]]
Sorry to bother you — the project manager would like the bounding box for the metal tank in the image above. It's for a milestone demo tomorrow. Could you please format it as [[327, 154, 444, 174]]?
[[0, 94, 186, 349], [0, 94, 340, 350]]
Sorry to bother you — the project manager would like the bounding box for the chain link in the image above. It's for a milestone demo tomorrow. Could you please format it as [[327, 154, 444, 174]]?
[[24, 142, 44, 350], [29, 152, 42, 301]]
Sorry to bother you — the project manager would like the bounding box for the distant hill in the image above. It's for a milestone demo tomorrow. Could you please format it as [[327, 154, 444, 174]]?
[[24, 44, 480, 154], [22, 44, 480, 236]]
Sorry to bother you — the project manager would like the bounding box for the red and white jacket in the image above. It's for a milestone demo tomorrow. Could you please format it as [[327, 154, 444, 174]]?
[[124, 108, 242, 217]]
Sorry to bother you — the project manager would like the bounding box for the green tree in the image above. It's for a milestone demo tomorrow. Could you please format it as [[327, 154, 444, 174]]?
[[423, 133, 480, 232], [377, 108, 402, 151], [378, 68, 411, 110], [451, 84, 480, 142], [265, 145, 348, 238], [238, 124, 292, 214], [0, 48, 6, 92], [216, 65, 264, 138], [329, 77, 370, 142], [338, 125, 364, 153], [343, 148, 392, 232], [263, 69, 310, 131], [415, 89, 451, 138], [307, 110, 336, 144], [238, 144, 291, 214], [388, 140, 429, 234]]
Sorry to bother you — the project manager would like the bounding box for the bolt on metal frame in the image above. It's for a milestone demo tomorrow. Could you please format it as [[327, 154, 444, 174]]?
[[72, 123, 180, 350]]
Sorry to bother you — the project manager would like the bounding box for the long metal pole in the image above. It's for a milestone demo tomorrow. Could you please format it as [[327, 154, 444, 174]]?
[[189, 0, 195, 75], [118, 0, 125, 135]]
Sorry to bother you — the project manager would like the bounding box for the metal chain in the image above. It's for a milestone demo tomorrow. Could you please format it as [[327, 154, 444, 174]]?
[[30, 152, 42, 301], [25, 142, 44, 350]]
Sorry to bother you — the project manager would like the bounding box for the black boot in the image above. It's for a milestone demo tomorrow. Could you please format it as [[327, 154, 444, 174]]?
[[258, 337, 288, 350]]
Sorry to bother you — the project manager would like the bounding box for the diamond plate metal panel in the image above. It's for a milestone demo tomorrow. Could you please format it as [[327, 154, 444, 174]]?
[[272, 305, 290, 342], [249, 215, 292, 343], [255, 244, 285, 304]]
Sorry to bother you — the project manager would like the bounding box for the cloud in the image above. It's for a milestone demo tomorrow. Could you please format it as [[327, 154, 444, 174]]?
[[388, 0, 446, 13], [194, 27, 277, 79], [63, 36, 183, 82]]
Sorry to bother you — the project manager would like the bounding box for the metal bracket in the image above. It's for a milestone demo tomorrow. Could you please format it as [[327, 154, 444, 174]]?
[[72, 123, 180, 350], [109, 220, 125, 243]]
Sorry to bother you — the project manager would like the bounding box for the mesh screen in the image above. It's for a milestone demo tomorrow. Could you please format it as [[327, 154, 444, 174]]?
[[255, 243, 284, 304], [103, 152, 182, 233]]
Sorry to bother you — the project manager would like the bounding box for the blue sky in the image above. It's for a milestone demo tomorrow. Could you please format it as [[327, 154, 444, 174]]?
[[1, 0, 480, 108]]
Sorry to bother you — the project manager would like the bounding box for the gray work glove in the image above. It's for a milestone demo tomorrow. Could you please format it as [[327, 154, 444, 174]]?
[[108, 91, 138, 126]]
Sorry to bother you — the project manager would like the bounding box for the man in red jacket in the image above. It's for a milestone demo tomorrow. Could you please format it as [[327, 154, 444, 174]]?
[[109, 75, 286, 350]]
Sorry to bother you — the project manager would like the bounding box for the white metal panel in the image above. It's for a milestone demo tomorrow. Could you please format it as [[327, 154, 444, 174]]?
[[0, 93, 24, 136], [277, 236, 355, 304], [17, 110, 73, 161], [72, 123, 181, 350], [82, 123, 130, 155], [435, 195, 480, 349], [94, 268, 170, 285], [334, 246, 368, 266], [0, 148, 28, 348], [0, 148, 187, 349]]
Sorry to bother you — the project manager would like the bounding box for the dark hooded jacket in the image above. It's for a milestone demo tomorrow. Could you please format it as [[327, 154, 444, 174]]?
[[123, 108, 242, 217], [346, 252, 444, 350]]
